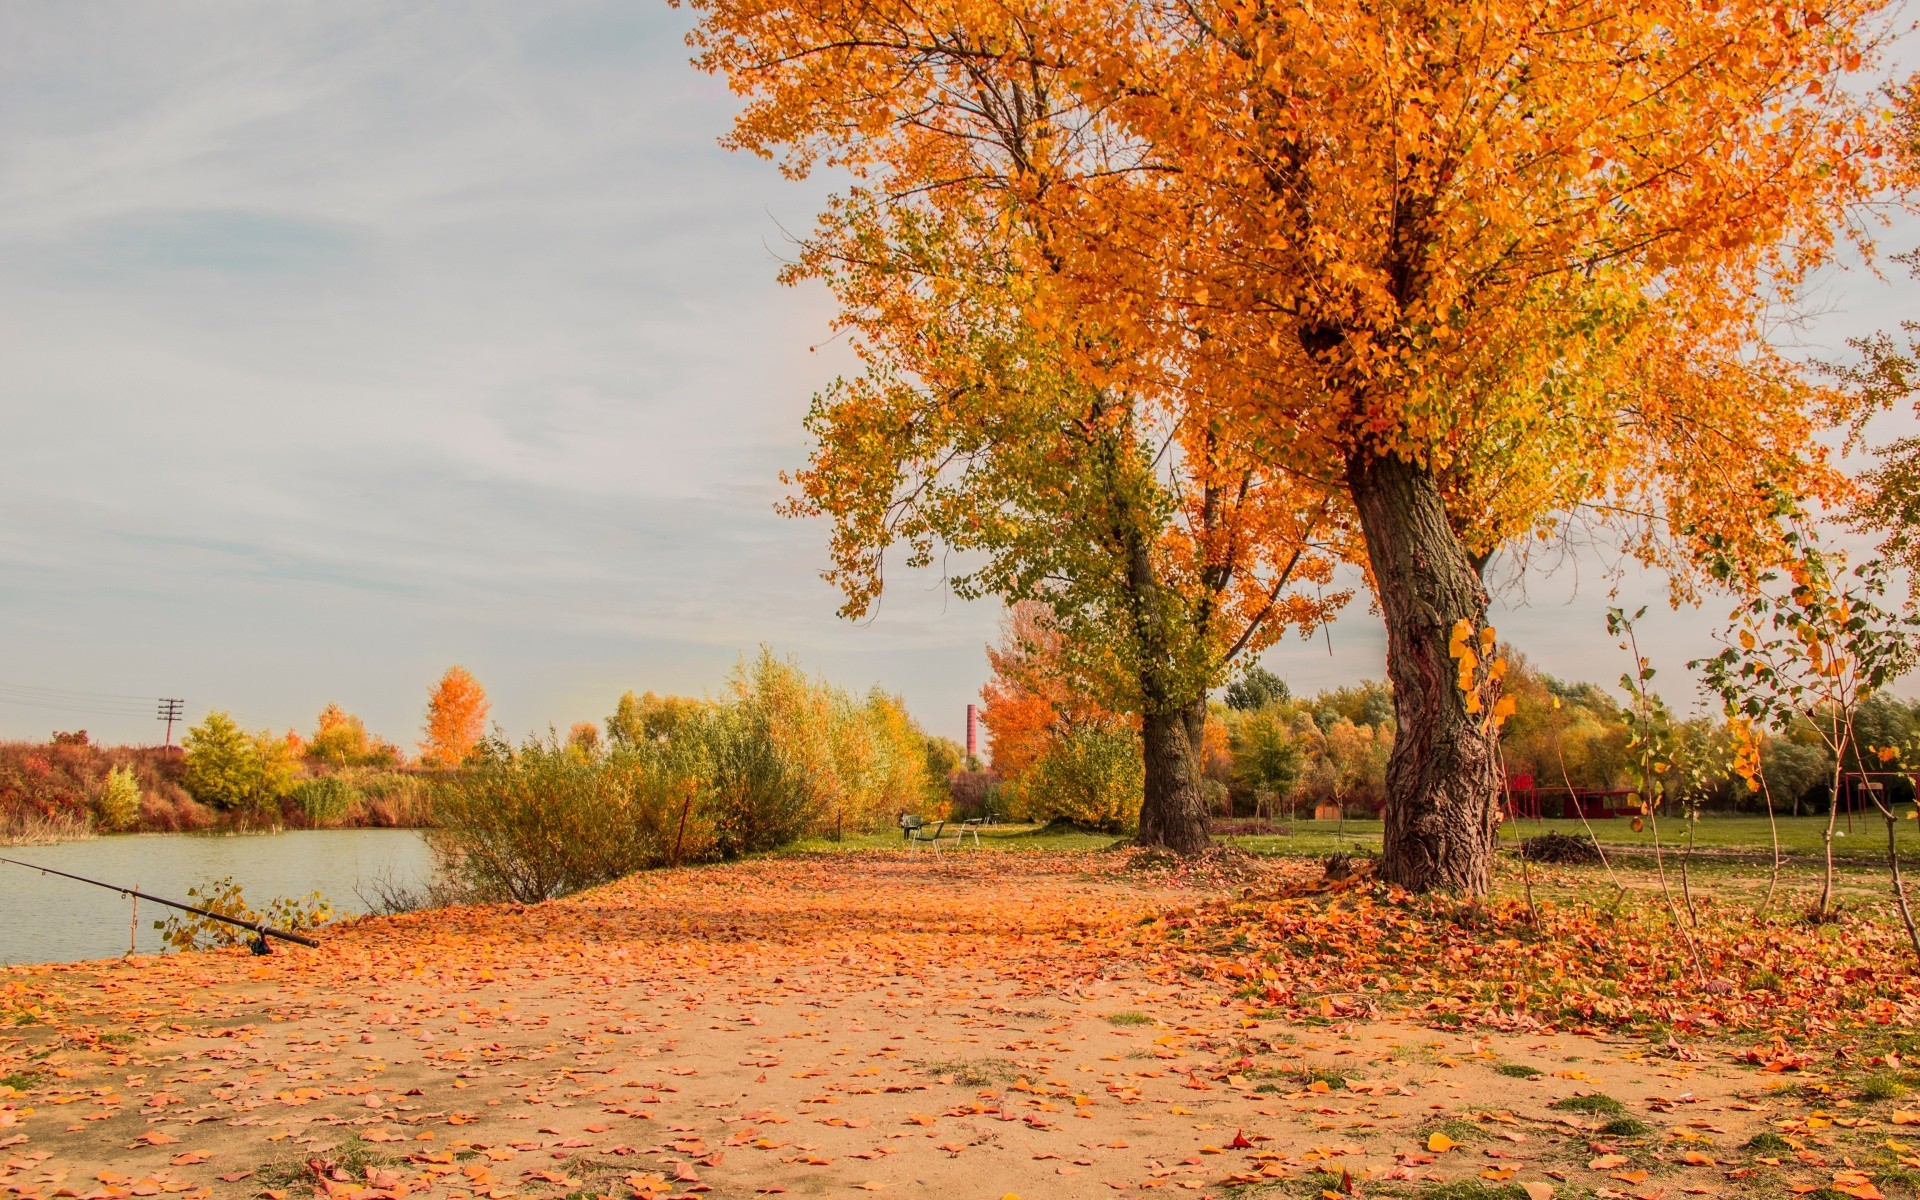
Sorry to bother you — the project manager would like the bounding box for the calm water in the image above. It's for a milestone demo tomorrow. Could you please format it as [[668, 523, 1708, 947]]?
[[0, 829, 434, 965]]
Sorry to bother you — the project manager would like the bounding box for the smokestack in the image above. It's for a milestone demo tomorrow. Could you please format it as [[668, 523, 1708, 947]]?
[[965, 703, 978, 760]]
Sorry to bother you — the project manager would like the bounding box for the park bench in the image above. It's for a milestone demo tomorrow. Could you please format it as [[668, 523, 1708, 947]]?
[[897, 814, 983, 851], [903, 816, 945, 851]]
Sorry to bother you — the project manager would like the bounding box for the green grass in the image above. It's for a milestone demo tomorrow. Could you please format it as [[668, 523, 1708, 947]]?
[[0, 1071, 34, 1092], [1492, 815, 1920, 862], [1414, 1184, 1529, 1200], [1493, 1063, 1542, 1079], [784, 814, 1920, 867], [1861, 1073, 1912, 1101], [1550, 1092, 1627, 1116], [1745, 1131, 1793, 1153], [1106, 1011, 1152, 1026], [1599, 1116, 1653, 1137], [917, 1058, 1019, 1087]]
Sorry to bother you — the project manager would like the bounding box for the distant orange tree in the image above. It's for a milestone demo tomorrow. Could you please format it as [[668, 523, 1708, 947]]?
[[692, 0, 1910, 889], [420, 667, 490, 768]]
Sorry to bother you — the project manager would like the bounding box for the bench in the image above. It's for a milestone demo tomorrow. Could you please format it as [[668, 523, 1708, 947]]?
[[902, 816, 945, 852], [897, 814, 983, 851]]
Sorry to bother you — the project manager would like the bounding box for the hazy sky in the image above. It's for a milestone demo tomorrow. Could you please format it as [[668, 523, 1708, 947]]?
[[1, 2, 1914, 750]]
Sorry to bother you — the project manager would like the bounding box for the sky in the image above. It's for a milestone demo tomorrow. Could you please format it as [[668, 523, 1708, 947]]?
[[0, 1, 1915, 751]]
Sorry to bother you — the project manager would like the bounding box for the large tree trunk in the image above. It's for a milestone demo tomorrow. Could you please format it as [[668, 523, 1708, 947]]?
[[1136, 698, 1212, 854], [1346, 449, 1501, 894]]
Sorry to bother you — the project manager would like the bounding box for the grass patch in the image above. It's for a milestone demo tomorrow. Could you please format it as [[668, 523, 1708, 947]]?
[[256, 1133, 394, 1190], [1861, 1073, 1912, 1101], [1416, 1117, 1487, 1145], [1493, 1063, 1541, 1079], [1298, 1066, 1353, 1090], [1549, 1092, 1627, 1116], [1599, 1117, 1653, 1137], [1745, 1131, 1794, 1153], [1106, 1011, 1152, 1026], [1414, 1183, 1529, 1200], [0, 1072, 35, 1092], [919, 1058, 1019, 1087]]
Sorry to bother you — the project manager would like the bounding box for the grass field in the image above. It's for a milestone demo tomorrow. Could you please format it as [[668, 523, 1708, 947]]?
[[792, 812, 1919, 861]]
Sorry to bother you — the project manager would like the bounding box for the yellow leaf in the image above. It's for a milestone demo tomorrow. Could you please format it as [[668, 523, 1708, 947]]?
[[1427, 1133, 1456, 1153], [1491, 695, 1517, 728]]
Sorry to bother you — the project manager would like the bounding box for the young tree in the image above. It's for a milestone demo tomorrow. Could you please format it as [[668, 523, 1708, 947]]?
[[309, 703, 369, 767], [979, 602, 1127, 783], [691, 0, 1906, 890], [1229, 708, 1304, 821], [1698, 523, 1920, 919], [420, 667, 490, 768], [181, 712, 293, 814]]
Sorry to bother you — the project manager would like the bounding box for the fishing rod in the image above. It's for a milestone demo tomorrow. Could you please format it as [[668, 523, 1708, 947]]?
[[0, 856, 321, 953]]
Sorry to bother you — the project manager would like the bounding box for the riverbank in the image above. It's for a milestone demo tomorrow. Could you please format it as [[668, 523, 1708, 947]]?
[[0, 829, 433, 964], [1, 737, 434, 846]]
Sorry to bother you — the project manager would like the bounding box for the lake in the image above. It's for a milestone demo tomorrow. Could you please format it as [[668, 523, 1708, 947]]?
[[0, 829, 435, 965]]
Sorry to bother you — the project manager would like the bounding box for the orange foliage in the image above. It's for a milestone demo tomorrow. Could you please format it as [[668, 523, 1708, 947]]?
[[419, 665, 490, 768], [978, 601, 1126, 781]]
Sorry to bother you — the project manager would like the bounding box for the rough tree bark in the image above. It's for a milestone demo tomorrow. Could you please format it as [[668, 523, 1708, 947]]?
[[1095, 414, 1216, 857], [1135, 698, 1213, 855], [1346, 449, 1501, 893]]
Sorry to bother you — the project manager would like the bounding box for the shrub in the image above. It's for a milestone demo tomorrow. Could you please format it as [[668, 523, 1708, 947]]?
[[155, 877, 336, 951], [181, 713, 293, 816], [1005, 722, 1143, 831], [429, 652, 946, 901], [290, 776, 359, 827], [429, 739, 684, 902], [93, 766, 141, 832]]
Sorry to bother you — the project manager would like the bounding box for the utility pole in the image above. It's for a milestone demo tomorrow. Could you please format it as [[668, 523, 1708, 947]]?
[[157, 698, 184, 752]]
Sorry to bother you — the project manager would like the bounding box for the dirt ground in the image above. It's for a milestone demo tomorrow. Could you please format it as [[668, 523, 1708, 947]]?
[[0, 851, 1899, 1200]]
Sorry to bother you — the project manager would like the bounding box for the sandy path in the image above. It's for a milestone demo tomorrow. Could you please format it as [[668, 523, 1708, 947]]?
[[0, 852, 1834, 1199]]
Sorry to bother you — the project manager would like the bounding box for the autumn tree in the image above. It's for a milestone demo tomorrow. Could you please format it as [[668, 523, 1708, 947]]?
[[979, 602, 1124, 781], [765, 145, 1346, 853], [181, 712, 297, 815], [308, 703, 401, 768], [420, 666, 490, 768], [690, 0, 1908, 889]]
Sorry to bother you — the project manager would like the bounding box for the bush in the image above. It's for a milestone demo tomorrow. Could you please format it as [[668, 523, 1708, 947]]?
[[0, 739, 185, 838], [429, 652, 945, 902], [181, 713, 293, 817], [429, 739, 687, 903], [154, 877, 335, 951], [290, 776, 359, 828], [1005, 723, 1143, 831], [93, 766, 140, 832]]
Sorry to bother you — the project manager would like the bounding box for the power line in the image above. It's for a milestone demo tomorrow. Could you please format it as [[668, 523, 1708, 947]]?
[[0, 694, 160, 718], [0, 680, 160, 702], [0, 680, 183, 728]]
